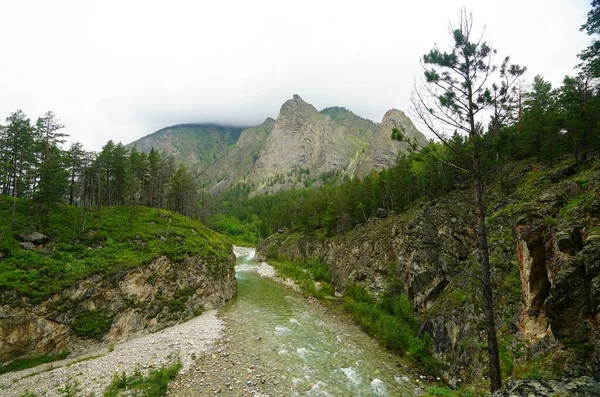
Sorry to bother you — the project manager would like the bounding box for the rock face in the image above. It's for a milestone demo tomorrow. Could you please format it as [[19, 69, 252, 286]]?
[[241, 96, 426, 195], [127, 124, 247, 176], [513, 193, 600, 375], [493, 376, 600, 396], [201, 118, 275, 194], [355, 109, 429, 175], [0, 252, 236, 363]]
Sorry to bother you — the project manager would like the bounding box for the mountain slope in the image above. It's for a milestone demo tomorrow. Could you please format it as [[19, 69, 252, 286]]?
[[127, 124, 247, 174], [200, 118, 275, 193]]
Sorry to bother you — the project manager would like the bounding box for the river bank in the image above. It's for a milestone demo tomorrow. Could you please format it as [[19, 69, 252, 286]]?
[[0, 310, 222, 396]]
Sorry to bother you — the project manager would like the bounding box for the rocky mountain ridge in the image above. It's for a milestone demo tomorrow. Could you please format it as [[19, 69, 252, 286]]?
[[129, 96, 428, 195]]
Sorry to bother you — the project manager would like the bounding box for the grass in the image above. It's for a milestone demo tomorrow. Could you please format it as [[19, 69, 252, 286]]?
[[559, 196, 584, 218], [0, 351, 69, 374], [103, 361, 182, 397], [268, 257, 334, 299], [424, 386, 476, 396], [0, 197, 232, 304], [343, 284, 438, 374]]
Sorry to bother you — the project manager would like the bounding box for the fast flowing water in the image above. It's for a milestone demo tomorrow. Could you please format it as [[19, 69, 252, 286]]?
[[224, 248, 418, 396]]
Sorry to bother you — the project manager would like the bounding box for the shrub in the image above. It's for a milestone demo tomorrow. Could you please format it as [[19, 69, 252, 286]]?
[[104, 361, 182, 397], [72, 310, 113, 340]]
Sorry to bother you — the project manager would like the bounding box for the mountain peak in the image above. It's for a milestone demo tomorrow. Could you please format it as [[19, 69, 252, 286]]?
[[381, 109, 428, 147], [263, 117, 276, 126], [381, 108, 408, 123], [280, 94, 316, 114]]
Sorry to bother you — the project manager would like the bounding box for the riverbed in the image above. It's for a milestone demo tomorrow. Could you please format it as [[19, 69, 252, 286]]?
[[170, 248, 420, 396]]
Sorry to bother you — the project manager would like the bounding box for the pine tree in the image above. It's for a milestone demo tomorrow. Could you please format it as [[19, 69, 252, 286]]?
[[579, 0, 600, 77], [522, 75, 560, 165], [67, 142, 85, 205], [33, 111, 69, 224], [411, 10, 525, 392], [558, 75, 599, 162]]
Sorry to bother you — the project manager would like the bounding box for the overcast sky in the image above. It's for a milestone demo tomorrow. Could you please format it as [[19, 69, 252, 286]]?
[[0, 0, 593, 150]]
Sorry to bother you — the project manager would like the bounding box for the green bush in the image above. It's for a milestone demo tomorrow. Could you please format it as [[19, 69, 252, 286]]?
[[104, 361, 182, 397], [207, 214, 260, 245], [72, 310, 113, 340], [343, 284, 437, 374]]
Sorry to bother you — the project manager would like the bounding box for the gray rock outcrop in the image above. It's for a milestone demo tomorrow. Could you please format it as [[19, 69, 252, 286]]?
[[0, 252, 236, 363]]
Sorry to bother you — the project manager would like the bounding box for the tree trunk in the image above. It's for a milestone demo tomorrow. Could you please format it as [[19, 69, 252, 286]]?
[[473, 151, 502, 392], [69, 167, 75, 205]]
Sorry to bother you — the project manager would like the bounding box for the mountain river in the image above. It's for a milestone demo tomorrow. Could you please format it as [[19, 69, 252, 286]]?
[[171, 247, 420, 396]]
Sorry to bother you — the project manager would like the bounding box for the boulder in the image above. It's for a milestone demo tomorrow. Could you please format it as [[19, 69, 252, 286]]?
[[19, 242, 35, 250], [19, 232, 49, 245]]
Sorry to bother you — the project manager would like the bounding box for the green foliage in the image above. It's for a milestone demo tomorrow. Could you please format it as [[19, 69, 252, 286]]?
[[0, 198, 231, 304], [270, 257, 332, 299], [57, 381, 81, 397], [343, 284, 437, 374], [578, 0, 600, 77], [103, 361, 182, 397], [0, 350, 69, 374], [207, 214, 260, 245], [72, 310, 113, 340], [560, 196, 584, 218]]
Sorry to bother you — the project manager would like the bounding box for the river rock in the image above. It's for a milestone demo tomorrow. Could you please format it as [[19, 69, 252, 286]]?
[[492, 376, 600, 396]]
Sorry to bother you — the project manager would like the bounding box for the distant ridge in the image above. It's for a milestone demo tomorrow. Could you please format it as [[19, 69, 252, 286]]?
[[127, 96, 427, 195]]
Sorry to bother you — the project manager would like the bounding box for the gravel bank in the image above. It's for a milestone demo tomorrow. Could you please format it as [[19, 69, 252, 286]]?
[[0, 310, 222, 397]]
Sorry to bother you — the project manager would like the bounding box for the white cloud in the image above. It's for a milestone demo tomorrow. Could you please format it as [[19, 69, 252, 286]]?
[[0, 0, 591, 150]]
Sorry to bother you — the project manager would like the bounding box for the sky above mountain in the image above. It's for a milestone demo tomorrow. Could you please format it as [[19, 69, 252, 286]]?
[[0, 0, 592, 150]]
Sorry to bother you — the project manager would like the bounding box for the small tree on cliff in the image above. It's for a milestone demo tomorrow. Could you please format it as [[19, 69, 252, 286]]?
[[407, 10, 525, 392]]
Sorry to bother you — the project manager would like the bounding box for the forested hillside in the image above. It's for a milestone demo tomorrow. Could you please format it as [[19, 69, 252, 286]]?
[[0, 111, 201, 223]]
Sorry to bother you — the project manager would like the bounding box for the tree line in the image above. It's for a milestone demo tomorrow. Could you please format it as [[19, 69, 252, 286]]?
[[0, 111, 198, 227]]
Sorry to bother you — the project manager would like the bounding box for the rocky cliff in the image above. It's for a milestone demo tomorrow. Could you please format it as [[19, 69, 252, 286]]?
[[257, 159, 600, 385], [200, 118, 275, 194], [0, 205, 237, 365], [217, 95, 427, 195], [0, 253, 236, 363]]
